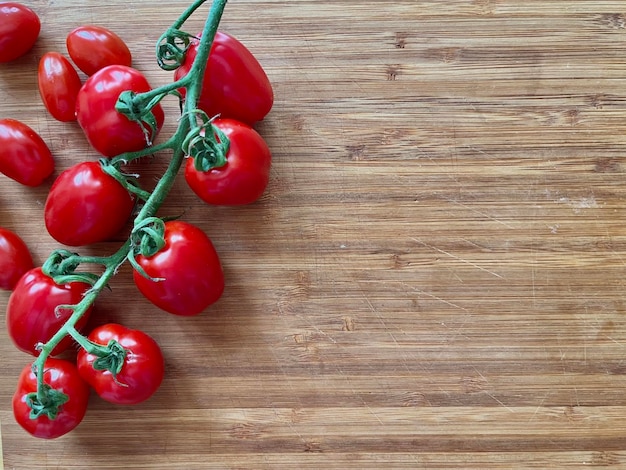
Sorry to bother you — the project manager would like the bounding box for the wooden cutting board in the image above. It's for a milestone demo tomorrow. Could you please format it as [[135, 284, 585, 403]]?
[[2, 0, 626, 468]]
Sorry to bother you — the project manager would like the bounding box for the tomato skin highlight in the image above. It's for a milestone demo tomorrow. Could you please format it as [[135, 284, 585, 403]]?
[[0, 227, 33, 290], [133, 221, 224, 316], [0, 118, 54, 186], [174, 31, 273, 124], [76, 65, 164, 157], [185, 118, 271, 205], [66, 25, 132, 76], [77, 324, 164, 405], [44, 161, 135, 247], [13, 358, 89, 439], [0, 3, 40, 62], [6, 267, 93, 356], [38, 52, 82, 122]]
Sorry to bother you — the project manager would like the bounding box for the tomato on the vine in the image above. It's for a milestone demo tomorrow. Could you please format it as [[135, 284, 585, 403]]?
[[6, 267, 93, 356], [77, 323, 164, 405], [38, 51, 82, 122], [133, 220, 224, 316], [0, 119, 54, 186], [185, 118, 271, 205], [66, 25, 132, 76], [44, 161, 135, 247], [174, 31, 273, 124], [13, 358, 89, 439], [76, 65, 164, 157], [0, 227, 33, 290], [0, 3, 40, 63]]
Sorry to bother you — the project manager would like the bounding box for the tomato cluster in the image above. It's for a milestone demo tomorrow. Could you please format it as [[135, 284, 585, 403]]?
[[1, 1, 273, 439]]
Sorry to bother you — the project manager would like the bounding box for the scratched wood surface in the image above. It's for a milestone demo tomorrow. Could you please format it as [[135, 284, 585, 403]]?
[[2, 0, 626, 468]]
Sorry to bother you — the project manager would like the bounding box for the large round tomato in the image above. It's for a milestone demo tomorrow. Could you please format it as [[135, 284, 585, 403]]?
[[13, 358, 89, 439], [6, 267, 93, 356], [0, 3, 40, 62], [0, 119, 54, 186], [77, 323, 164, 405], [66, 25, 132, 76], [132, 220, 224, 316], [38, 52, 82, 122], [185, 118, 271, 205], [0, 227, 33, 290], [44, 161, 135, 247], [76, 65, 164, 157], [174, 31, 273, 124]]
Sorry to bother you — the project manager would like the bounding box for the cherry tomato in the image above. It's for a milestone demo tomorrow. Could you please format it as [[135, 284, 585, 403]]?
[[0, 227, 33, 290], [44, 161, 135, 247], [13, 358, 89, 439], [174, 31, 273, 124], [133, 221, 224, 316], [66, 25, 132, 76], [38, 52, 82, 122], [0, 119, 54, 186], [0, 3, 40, 63], [6, 267, 93, 356], [185, 118, 271, 205], [76, 65, 164, 157], [77, 323, 164, 405]]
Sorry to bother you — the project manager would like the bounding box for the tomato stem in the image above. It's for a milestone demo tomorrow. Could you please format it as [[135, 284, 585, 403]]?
[[31, 0, 230, 417], [33, 240, 133, 396], [27, 384, 69, 420]]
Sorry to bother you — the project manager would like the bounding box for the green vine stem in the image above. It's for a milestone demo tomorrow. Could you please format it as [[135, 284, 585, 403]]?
[[30, 0, 229, 414]]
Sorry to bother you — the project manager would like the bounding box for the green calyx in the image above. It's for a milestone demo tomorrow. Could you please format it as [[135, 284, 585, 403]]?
[[132, 217, 166, 258], [182, 111, 230, 171], [157, 28, 196, 71], [115, 90, 162, 147], [127, 217, 167, 282], [26, 385, 69, 420], [42, 249, 100, 286], [91, 339, 128, 382]]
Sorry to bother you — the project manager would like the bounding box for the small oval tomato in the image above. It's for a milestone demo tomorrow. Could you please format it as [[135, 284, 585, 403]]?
[[0, 227, 33, 290], [133, 221, 224, 316], [38, 52, 82, 122], [174, 31, 273, 124], [77, 323, 164, 405], [185, 118, 271, 205], [6, 267, 93, 356], [66, 25, 132, 76], [13, 358, 89, 439], [0, 3, 40, 62], [0, 119, 54, 186], [76, 65, 164, 157], [44, 161, 135, 247]]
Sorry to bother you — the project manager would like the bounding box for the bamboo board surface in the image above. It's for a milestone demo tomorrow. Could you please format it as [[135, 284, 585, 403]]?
[[2, 0, 626, 468]]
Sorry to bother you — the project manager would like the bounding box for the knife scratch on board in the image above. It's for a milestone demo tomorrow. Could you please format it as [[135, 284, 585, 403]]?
[[411, 237, 504, 279]]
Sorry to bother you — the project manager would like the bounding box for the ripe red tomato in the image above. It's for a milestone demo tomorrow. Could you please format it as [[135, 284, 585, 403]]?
[[174, 31, 273, 124], [13, 358, 89, 439], [0, 119, 54, 186], [44, 161, 135, 246], [77, 323, 164, 405], [66, 25, 132, 76], [133, 221, 224, 316], [185, 118, 271, 205], [38, 52, 82, 122], [76, 65, 164, 157], [6, 267, 93, 356], [0, 3, 40, 62], [0, 227, 33, 290]]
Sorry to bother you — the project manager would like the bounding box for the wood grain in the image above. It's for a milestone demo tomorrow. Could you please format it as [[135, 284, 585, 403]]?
[[2, 0, 626, 468]]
